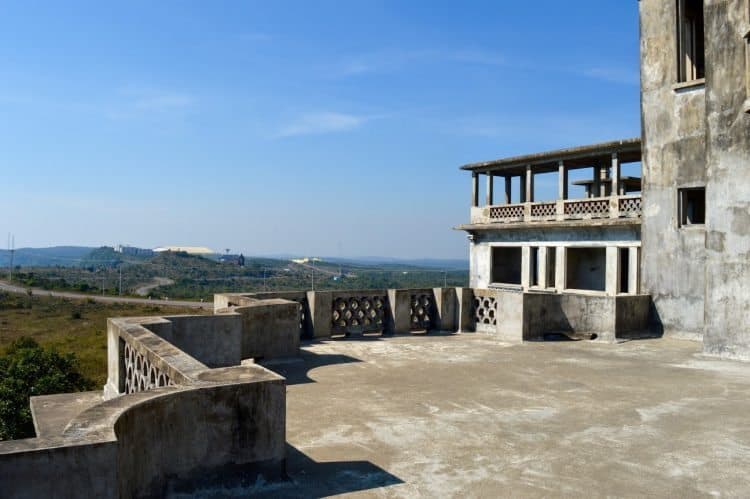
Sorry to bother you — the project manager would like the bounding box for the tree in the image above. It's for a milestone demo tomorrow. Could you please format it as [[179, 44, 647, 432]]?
[[0, 338, 94, 440]]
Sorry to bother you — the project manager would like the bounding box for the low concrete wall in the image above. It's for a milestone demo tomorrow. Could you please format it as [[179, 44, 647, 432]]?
[[233, 299, 300, 360], [160, 315, 243, 368]]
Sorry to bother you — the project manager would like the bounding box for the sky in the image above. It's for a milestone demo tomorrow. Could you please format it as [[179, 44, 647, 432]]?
[[0, 1, 641, 259]]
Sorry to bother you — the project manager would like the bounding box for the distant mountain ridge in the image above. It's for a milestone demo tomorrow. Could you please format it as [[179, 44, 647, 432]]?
[[0, 246, 95, 267]]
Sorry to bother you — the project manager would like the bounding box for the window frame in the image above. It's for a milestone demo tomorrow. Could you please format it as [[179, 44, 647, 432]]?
[[676, 0, 706, 83], [678, 187, 706, 227]]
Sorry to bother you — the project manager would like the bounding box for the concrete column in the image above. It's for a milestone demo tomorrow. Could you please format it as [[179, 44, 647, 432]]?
[[628, 247, 640, 294], [387, 289, 412, 335], [611, 153, 620, 199], [555, 246, 566, 292], [592, 165, 601, 198], [558, 160, 568, 200], [600, 164, 609, 197], [538, 247, 548, 289], [519, 173, 526, 203], [605, 246, 620, 296], [504, 176, 512, 204], [525, 165, 534, 203], [471, 173, 479, 207], [486, 173, 494, 206], [521, 246, 531, 290], [307, 291, 332, 338], [433, 287, 457, 331], [456, 287, 476, 332]]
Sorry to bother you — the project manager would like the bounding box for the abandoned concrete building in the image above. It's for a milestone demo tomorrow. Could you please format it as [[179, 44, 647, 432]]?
[[460, 0, 750, 359], [2, 1, 750, 497]]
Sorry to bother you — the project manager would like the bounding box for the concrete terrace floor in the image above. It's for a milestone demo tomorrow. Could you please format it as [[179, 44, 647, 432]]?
[[257, 334, 750, 498]]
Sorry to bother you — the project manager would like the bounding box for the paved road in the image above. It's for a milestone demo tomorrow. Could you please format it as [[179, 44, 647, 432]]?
[[134, 277, 175, 297], [0, 280, 210, 309]]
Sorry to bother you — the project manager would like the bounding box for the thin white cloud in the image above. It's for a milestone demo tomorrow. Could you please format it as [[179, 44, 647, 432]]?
[[334, 48, 505, 77], [582, 67, 640, 86], [274, 112, 368, 138]]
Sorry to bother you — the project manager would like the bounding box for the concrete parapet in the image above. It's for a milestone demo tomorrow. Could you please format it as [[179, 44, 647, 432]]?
[[233, 299, 300, 360], [456, 287, 475, 332], [434, 287, 457, 331]]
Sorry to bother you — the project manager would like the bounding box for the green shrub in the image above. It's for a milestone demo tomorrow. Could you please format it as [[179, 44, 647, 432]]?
[[0, 338, 94, 440]]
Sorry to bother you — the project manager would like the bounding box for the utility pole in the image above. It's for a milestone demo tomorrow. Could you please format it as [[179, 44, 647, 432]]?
[[444, 270, 448, 288], [262, 268, 266, 291], [7, 234, 15, 283], [119, 265, 123, 296], [311, 260, 315, 291]]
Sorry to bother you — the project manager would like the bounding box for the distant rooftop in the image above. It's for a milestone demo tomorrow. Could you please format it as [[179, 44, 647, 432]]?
[[153, 246, 215, 255], [461, 138, 642, 175]]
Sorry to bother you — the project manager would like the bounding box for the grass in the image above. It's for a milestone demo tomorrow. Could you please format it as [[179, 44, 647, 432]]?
[[0, 292, 205, 387]]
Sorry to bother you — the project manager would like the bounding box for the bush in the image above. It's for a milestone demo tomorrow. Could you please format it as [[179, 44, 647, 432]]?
[[0, 338, 94, 440]]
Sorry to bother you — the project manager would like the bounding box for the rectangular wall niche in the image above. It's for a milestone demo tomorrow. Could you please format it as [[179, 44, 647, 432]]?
[[566, 247, 606, 291], [491, 247, 522, 285]]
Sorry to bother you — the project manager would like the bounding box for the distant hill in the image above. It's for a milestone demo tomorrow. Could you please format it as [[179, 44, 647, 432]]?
[[322, 256, 469, 270], [0, 246, 95, 267]]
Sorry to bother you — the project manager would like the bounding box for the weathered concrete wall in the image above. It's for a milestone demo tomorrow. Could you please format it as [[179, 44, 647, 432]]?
[[639, 0, 708, 339], [160, 315, 243, 368], [114, 381, 286, 498], [234, 299, 300, 360], [495, 289, 526, 342], [0, 439, 118, 498], [615, 295, 652, 336], [702, 0, 750, 359]]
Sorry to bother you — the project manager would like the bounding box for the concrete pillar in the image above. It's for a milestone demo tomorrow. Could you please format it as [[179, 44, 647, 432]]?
[[538, 247, 548, 289], [471, 173, 479, 207], [456, 287, 476, 332], [387, 289, 412, 335], [611, 153, 620, 198], [307, 291, 332, 338], [592, 165, 601, 198], [504, 176, 512, 204], [555, 246, 566, 292], [486, 173, 494, 206], [628, 247, 640, 294], [558, 161, 568, 200], [433, 287, 457, 331], [519, 173, 526, 203], [600, 163, 609, 197], [521, 246, 531, 290], [605, 246, 620, 296], [525, 165, 534, 203]]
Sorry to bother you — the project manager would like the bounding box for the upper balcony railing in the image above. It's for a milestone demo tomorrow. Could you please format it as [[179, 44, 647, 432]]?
[[472, 194, 641, 225]]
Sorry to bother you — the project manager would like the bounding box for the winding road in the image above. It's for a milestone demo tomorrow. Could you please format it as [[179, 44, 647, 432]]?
[[0, 280, 210, 309]]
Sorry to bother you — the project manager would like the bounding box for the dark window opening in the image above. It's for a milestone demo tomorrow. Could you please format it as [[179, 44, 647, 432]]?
[[677, 0, 705, 82], [619, 249, 630, 294], [679, 187, 706, 226], [566, 248, 606, 292], [530, 247, 539, 287], [491, 247, 522, 285]]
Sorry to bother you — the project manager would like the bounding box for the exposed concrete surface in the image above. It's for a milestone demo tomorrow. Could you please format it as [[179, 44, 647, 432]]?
[[257, 334, 750, 497], [29, 391, 102, 438]]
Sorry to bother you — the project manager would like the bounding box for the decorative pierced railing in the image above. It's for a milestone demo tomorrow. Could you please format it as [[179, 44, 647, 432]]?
[[530, 202, 556, 218], [123, 340, 174, 394], [563, 198, 610, 218], [480, 195, 641, 225], [473, 293, 498, 332], [619, 195, 642, 217], [410, 293, 435, 330], [332, 294, 388, 334], [489, 204, 525, 221]]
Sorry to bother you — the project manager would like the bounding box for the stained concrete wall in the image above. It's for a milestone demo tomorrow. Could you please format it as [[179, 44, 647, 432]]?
[[233, 299, 300, 360], [702, 0, 750, 359], [639, 0, 708, 339], [160, 315, 243, 368], [114, 381, 286, 498]]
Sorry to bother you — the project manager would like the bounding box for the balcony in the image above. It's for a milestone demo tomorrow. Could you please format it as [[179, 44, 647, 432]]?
[[472, 194, 642, 225], [460, 138, 642, 229]]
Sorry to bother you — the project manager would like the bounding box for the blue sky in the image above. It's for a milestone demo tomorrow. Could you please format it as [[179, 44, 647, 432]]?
[[0, 1, 641, 259]]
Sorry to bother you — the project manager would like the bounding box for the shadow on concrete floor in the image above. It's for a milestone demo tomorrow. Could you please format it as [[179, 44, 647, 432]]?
[[250, 444, 403, 498], [266, 350, 363, 385]]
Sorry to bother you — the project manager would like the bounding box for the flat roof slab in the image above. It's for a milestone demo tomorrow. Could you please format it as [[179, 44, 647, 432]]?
[[258, 334, 750, 497], [30, 391, 103, 438]]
